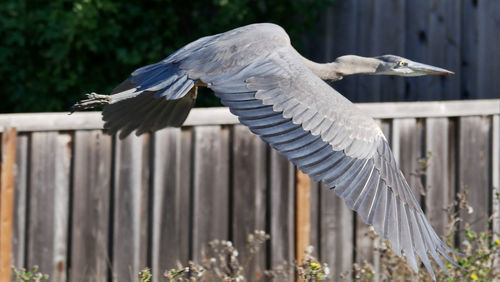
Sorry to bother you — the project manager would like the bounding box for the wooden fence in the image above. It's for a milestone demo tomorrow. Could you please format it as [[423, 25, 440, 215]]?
[[0, 99, 499, 281]]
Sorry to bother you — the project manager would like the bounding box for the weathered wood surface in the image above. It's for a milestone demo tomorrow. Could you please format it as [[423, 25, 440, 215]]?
[[405, 0, 429, 101], [393, 118, 423, 199], [375, 0, 406, 102], [477, 1, 500, 99], [192, 126, 230, 262], [1, 100, 499, 133], [425, 118, 453, 236], [11, 133, 27, 270], [461, 0, 478, 102], [28, 132, 71, 282], [295, 170, 311, 267], [70, 130, 112, 282], [426, 0, 461, 101], [320, 182, 353, 281], [151, 128, 191, 281], [112, 134, 150, 282], [231, 125, 267, 280], [458, 117, 491, 236], [492, 115, 500, 240], [308, 181, 321, 257], [1, 101, 498, 281], [0, 128, 16, 281], [269, 149, 295, 278]]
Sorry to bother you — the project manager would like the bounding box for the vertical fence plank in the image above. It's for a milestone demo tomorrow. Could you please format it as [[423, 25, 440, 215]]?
[[354, 0, 379, 102], [320, 0, 359, 101], [192, 126, 229, 262], [54, 133, 71, 282], [12, 133, 28, 269], [461, 0, 478, 100], [151, 128, 179, 279], [458, 117, 491, 235], [180, 128, 193, 257], [425, 118, 453, 236], [27, 132, 56, 278], [0, 128, 16, 281], [269, 150, 295, 277], [447, 118, 457, 235], [354, 215, 375, 268], [112, 134, 149, 282], [295, 170, 311, 266], [350, 0, 406, 101], [231, 125, 267, 280], [320, 183, 353, 281], [28, 132, 71, 282], [492, 115, 499, 240], [405, 0, 430, 101], [139, 134, 151, 269], [427, 0, 461, 100], [71, 130, 112, 282], [373, 0, 406, 101], [393, 119, 423, 201], [309, 181, 321, 256], [477, 1, 500, 98], [151, 128, 191, 281]]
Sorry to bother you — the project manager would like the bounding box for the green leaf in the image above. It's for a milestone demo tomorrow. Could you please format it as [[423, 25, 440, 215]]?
[[0, 0, 333, 112]]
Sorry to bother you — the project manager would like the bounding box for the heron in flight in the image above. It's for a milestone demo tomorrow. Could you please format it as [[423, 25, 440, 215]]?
[[72, 23, 456, 279]]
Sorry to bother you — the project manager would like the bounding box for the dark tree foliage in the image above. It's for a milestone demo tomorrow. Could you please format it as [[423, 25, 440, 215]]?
[[0, 0, 331, 113]]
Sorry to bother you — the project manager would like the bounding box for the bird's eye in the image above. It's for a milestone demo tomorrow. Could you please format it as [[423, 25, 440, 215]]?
[[396, 61, 407, 68]]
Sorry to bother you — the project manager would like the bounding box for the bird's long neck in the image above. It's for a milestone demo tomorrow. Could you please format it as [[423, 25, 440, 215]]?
[[296, 52, 381, 80]]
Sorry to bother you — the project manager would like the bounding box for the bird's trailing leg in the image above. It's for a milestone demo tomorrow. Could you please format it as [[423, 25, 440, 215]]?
[[70, 92, 111, 114]]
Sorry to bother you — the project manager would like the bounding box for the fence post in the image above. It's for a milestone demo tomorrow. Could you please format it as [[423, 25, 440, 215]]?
[[295, 169, 311, 266], [0, 127, 17, 281]]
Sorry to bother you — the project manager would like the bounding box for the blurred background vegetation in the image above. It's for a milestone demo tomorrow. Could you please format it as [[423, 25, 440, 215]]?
[[0, 0, 331, 113]]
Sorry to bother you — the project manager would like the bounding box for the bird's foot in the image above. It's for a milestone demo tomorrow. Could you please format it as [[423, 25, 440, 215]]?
[[70, 92, 111, 114]]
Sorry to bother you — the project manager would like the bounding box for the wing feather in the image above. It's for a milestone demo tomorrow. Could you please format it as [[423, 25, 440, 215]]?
[[399, 201, 418, 272], [239, 114, 286, 128], [371, 187, 388, 234], [386, 193, 401, 256], [281, 139, 329, 159], [217, 91, 255, 101], [251, 121, 301, 137], [304, 153, 345, 181], [221, 99, 267, 109], [357, 178, 382, 221], [339, 161, 375, 203]]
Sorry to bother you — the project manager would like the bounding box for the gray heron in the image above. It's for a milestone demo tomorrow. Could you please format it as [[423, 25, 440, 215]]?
[[72, 23, 457, 279]]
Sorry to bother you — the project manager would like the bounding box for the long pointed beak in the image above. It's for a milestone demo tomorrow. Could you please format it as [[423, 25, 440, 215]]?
[[408, 62, 454, 75]]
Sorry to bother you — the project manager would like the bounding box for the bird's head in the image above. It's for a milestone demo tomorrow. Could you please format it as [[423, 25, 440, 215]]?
[[374, 55, 453, 76]]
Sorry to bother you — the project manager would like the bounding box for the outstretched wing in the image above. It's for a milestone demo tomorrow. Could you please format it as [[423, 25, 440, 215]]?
[[95, 23, 456, 279], [198, 46, 455, 279], [99, 23, 289, 138]]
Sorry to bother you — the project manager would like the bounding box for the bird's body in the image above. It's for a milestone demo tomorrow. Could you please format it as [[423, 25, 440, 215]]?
[[72, 23, 456, 279]]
